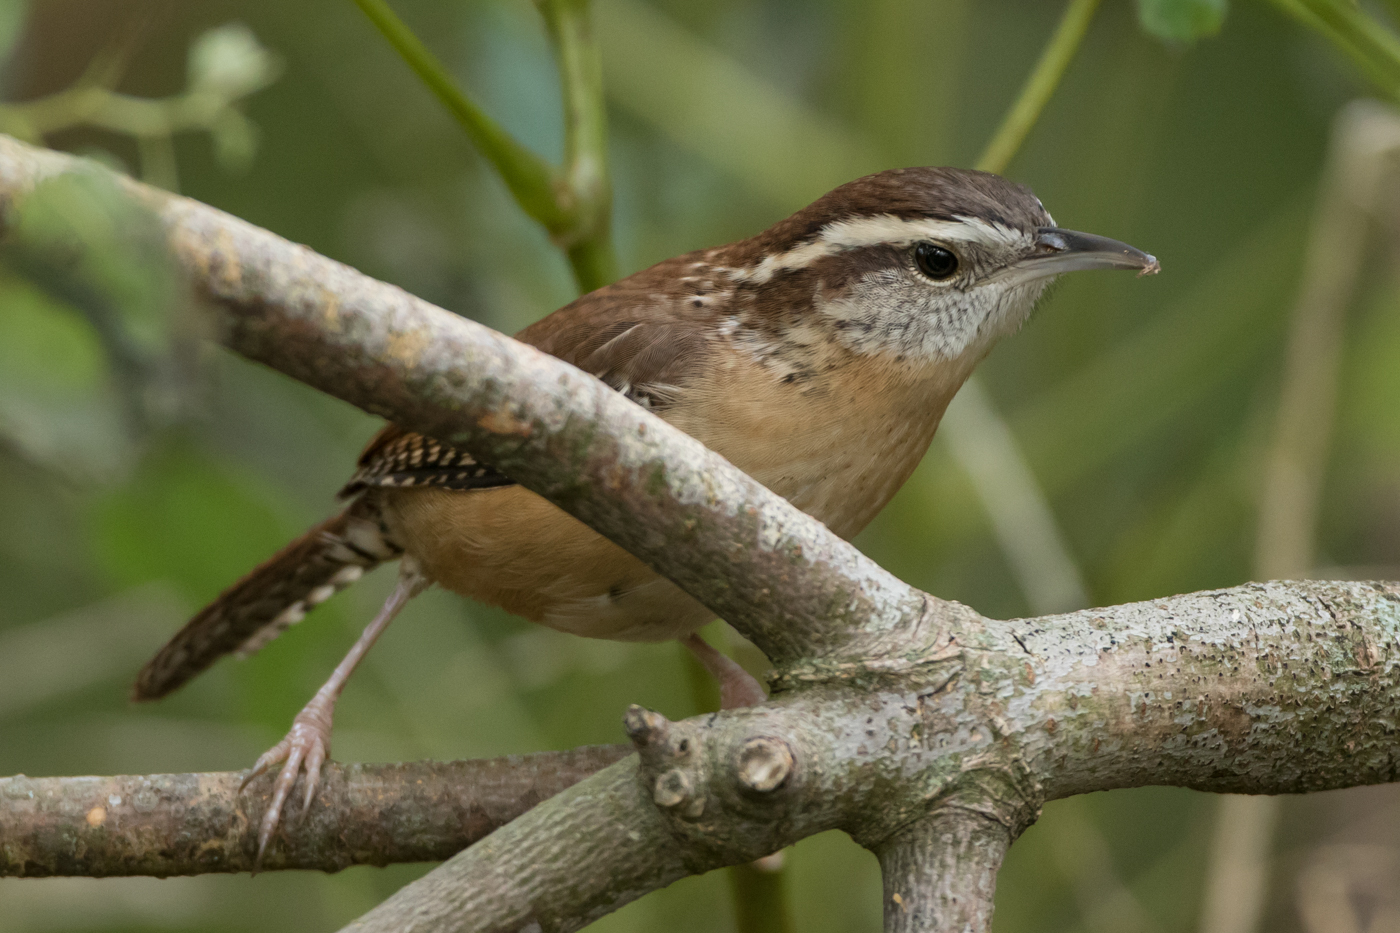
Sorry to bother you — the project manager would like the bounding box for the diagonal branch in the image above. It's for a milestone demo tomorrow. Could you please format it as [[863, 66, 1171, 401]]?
[[0, 133, 931, 669], [341, 756, 692, 933]]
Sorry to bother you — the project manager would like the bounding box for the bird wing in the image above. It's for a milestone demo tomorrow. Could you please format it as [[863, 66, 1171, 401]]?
[[342, 256, 717, 497], [339, 426, 516, 495]]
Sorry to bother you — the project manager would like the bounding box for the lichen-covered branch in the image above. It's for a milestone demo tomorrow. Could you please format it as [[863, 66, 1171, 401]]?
[[0, 747, 627, 877], [1021, 581, 1400, 799]]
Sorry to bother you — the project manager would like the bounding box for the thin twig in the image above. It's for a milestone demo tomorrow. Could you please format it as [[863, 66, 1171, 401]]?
[[353, 0, 619, 291], [351, 0, 565, 229], [0, 24, 279, 186], [975, 0, 1103, 176], [1266, 0, 1400, 96], [538, 0, 618, 290]]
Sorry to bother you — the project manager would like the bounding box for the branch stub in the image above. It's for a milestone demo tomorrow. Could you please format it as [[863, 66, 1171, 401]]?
[[734, 736, 794, 795], [652, 769, 692, 808]]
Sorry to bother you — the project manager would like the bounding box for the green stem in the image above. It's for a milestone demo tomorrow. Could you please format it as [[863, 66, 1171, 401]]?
[[1270, 0, 1400, 97], [352, 0, 566, 229], [565, 237, 619, 293], [975, 0, 1102, 175], [731, 860, 796, 933], [538, 0, 619, 290]]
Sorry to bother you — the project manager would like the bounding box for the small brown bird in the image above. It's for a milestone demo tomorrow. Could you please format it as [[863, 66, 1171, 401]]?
[[133, 167, 1157, 860]]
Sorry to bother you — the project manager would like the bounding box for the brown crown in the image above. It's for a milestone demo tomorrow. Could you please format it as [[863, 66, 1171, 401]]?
[[722, 167, 1051, 266]]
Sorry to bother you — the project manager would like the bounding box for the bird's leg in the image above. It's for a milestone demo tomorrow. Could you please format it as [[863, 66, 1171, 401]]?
[[683, 632, 767, 708], [241, 556, 428, 865]]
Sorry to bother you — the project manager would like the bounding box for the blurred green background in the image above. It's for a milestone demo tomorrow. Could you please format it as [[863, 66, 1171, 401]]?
[[1, 0, 1398, 931]]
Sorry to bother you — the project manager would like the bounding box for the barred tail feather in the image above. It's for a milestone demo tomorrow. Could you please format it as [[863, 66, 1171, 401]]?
[[132, 498, 401, 701]]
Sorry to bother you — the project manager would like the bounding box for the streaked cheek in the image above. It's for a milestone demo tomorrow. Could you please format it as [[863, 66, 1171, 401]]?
[[818, 272, 987, 361]]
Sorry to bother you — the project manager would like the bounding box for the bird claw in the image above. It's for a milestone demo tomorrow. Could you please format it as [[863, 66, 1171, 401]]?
[[241, 706, 332, 868]]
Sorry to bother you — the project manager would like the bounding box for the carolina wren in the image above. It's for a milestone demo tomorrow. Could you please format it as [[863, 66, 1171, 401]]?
[[133, 167, 1158, 860]]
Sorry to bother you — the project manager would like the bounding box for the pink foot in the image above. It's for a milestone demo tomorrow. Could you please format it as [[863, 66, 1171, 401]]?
[[236, 559, 428, 868], [239, 692, 333, 866]]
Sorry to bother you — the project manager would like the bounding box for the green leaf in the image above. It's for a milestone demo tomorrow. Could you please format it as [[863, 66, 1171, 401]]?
[[1135, 0, 1228, 43], [187, 23, 282, 103], [0, 270, 134, 480]]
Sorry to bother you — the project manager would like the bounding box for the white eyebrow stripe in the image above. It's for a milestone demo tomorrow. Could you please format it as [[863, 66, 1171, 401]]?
[[729, 214, 1030, 283]]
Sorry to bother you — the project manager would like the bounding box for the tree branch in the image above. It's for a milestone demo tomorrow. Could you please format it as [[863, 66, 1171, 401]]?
[[0, 747, 627, 877], [341, 755, 692, 933]]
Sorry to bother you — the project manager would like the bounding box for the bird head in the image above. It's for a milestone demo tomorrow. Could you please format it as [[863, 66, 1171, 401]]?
[[716, 167, 1158, 365]]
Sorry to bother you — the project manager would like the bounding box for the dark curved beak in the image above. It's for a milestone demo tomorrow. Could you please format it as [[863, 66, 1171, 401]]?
[[993, 227, 1160, 285]]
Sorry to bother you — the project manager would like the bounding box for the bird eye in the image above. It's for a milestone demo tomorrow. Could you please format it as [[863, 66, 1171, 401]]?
[[914, 242, 959, 280]]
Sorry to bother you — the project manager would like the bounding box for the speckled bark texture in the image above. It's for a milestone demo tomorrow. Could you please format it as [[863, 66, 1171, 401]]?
[[342, 758, 694, 933], [2, 136, 1399, 933], [0, 747, 628, 876]]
